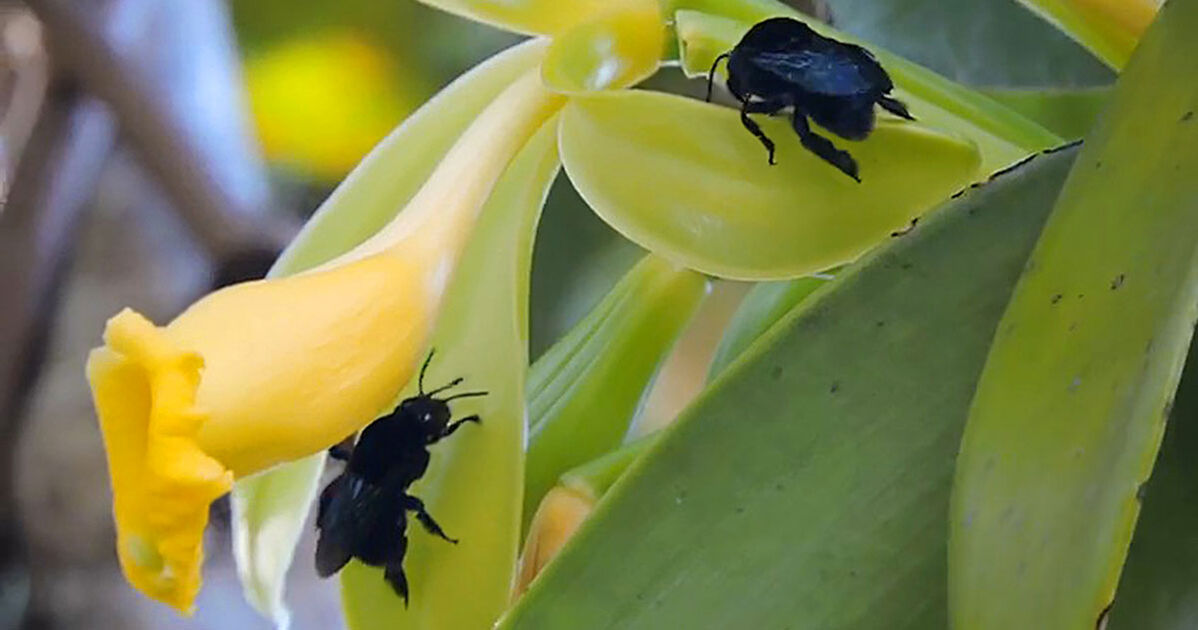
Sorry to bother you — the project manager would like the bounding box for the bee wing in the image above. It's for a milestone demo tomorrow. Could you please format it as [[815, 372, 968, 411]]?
[[752, 48, 888, 97], [315, 473, 380, 577]]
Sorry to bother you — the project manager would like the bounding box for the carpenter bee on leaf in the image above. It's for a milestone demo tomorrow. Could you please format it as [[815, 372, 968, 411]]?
[[315, 350, 485, 605], [707, 16, 914, 182]]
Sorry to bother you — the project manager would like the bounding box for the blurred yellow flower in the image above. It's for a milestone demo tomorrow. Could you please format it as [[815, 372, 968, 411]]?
[[245, 30, 425, 180], [87, 70, 563, 613]]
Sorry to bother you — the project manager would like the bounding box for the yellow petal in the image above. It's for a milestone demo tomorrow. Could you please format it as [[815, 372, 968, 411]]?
[[86, 70, 563, 612], [87, 311, 233, 614]]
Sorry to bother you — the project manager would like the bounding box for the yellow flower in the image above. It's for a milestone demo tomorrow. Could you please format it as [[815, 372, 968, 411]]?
[[87, 70, 563, 613]]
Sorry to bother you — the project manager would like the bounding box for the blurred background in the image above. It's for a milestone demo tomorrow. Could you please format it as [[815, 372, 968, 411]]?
[[0, 0, 1109, 627]]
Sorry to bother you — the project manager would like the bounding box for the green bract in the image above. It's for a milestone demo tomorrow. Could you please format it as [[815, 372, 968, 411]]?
[[525, 254, 707, 528], [561, 90, 980, 279]]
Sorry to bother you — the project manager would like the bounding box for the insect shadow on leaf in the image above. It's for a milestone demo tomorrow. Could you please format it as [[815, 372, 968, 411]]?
[[315, 349, 486, 606], [707, 17, 914, 182]]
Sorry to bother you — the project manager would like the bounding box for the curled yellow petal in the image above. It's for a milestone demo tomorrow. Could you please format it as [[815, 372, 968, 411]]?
[[86, 70, 563, 612], [87, 311, 233, 613]]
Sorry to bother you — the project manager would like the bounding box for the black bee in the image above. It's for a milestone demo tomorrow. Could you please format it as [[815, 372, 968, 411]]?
[[707, 16, 914, 182], [315, 350, 485, 605]]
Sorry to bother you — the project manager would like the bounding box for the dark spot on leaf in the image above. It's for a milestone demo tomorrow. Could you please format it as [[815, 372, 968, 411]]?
[[830, 381, 840, 394], [1078, 293, 1085, 299], [1045, 139, 1083, 154], [1051, 293, 1063, 304], [875, 320, 885, 328], [1183, 111, 1194, 122], [890, 217, 919, 237], [1069, 322, 1078, 332], [900, 262, 913, 270], [1095, 160, 1102, 170], [771, 365, 783, 380], [775, 483, 785, 492], [988, 152, 1039, 181], [735, 506, 745, 514], [1110, 274, 1125, 290]]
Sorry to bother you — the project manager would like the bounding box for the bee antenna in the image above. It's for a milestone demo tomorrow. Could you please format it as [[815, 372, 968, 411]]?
[[706, 52, 730, 103], [418, 349, 436, 394], [442, 391, 488, 402], [426, 377, 465, 397]]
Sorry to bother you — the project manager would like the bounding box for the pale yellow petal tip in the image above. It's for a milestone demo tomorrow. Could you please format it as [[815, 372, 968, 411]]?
[[87, 308, 233, 614], [515, 487, 594, 597]]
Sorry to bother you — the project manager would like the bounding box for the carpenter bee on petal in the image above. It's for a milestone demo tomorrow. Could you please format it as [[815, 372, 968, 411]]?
[[315, 350, 485, 605], [708, 16, 914, 182]]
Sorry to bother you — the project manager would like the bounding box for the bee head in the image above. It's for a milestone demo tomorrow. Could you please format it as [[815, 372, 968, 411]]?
[[398, 395, 455, 443], [409, 349, 487, 443]]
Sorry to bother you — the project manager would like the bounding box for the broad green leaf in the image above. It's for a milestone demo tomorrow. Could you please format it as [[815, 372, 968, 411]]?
[[1014, 0, 1160, 69], [673, 8, 1061, 172], [981, 87, 1111, 139], [820, 0, 1112, 87], [500, 147, 1079, 629], [1107, 341, 1198, 630], [707, 276, 829, 379], [542, 5, 665, 93], [950, 1, 1198, 627], [410, 0, 649, 37], [560, 90, 980, 279], [340, 116, 561, 630], [230, 38, 548, 626], [526, 255, 708, 527]]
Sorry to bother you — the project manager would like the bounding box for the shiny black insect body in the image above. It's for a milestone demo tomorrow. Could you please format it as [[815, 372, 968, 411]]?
[[315, 351, 485, 605], [707, 17, 914, 182]]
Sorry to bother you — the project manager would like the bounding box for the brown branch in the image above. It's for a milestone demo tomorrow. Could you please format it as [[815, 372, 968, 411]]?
[[0, 83, 117, 630], [23, 0, 293, 261]]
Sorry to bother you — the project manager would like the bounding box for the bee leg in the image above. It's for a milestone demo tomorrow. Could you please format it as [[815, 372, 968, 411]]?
[[328, 435, 355, 461], [739, 100, 776, 165], [402, 494, 459, 544], [739, 98, 790, 165], [791, 112, 860, 182], [442, 415, 482, 438], [878, 95, 915, 121], [383, 535, 411, 607]]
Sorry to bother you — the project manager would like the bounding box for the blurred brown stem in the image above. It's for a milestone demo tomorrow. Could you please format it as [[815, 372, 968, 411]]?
[[0, 83, 117, 630], [22, 0, 291, 261]]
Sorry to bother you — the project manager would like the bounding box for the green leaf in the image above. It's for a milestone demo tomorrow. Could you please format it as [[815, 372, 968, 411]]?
[[1107, 341, 1198, 629], [340, 115, 561, 630], [820, 0, 1112, 87], [500, 146, 1079, 629], [560, 90, 980, 279], [707, 276, 829, 379], [525, 254, 708, 527], [673, 8, 1061, 172], [980, 87, 1111, 140], [1013, 0, 1159, 70], [949, 1, 1198, 626], [541, 5, 665, 93], [229, 38, 547, 627]]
